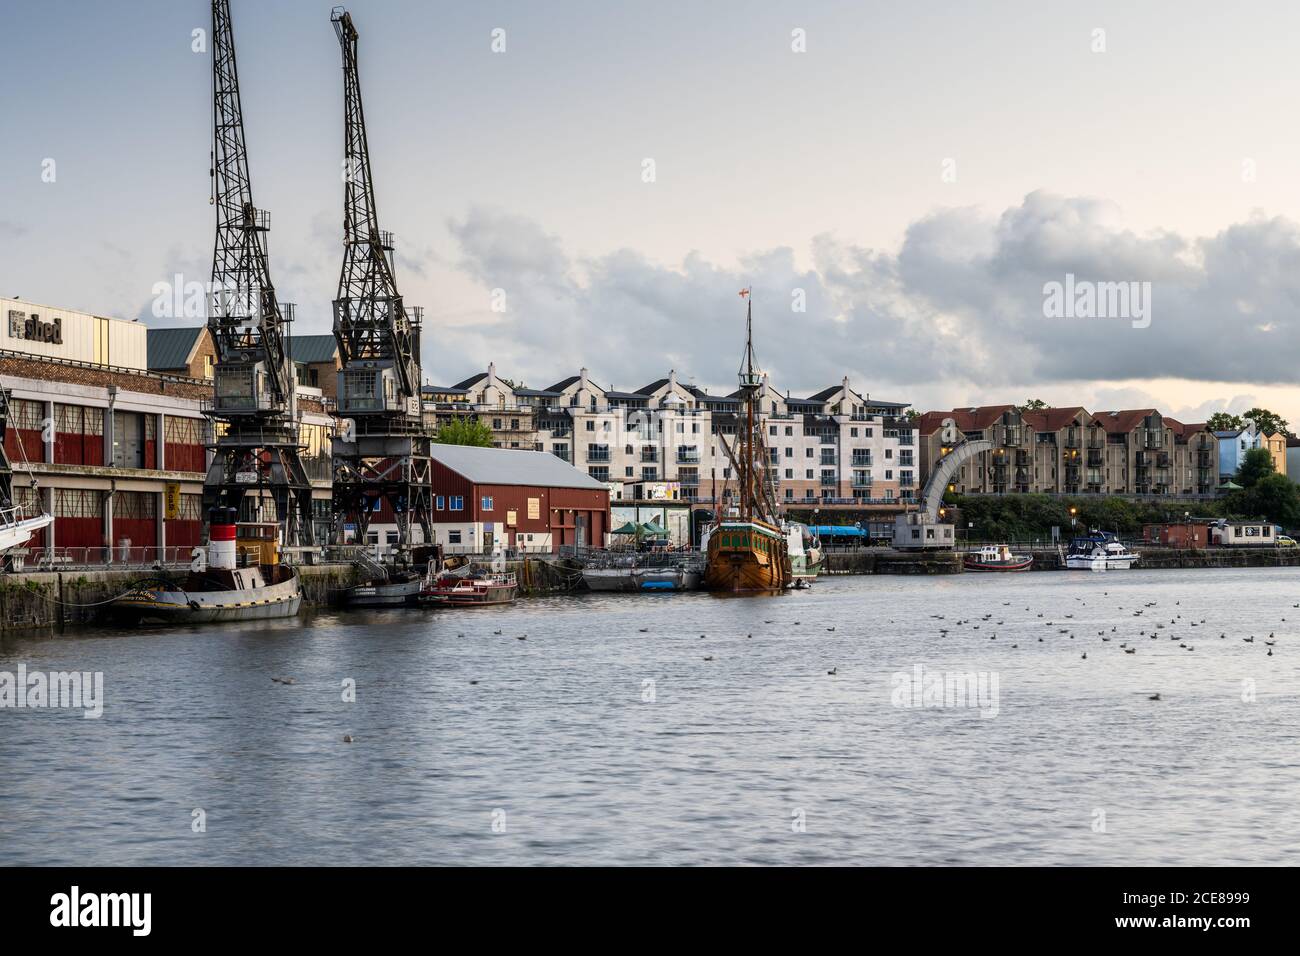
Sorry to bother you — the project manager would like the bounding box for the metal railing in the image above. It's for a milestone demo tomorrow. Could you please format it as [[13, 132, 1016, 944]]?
[[23, 546, 197, 571]]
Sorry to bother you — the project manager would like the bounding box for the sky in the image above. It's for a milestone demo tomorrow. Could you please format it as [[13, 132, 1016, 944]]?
[[3, 0, 1300, 423]]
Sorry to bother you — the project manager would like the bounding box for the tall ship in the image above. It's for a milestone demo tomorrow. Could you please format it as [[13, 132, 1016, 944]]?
[[703, 292, 792, 592], [109, 508, 302, 623]]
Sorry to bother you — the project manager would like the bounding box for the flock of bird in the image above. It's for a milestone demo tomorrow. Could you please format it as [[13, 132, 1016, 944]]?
[[272, 588, 1287, 723]]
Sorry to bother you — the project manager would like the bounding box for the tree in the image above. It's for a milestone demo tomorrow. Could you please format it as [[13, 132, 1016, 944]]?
[[1206, 412, 1244, 432], [434, 416, 494, 447], [1236, 446, 1276, 488], [1242, 473, 1300, 527], [1019, 399, 1048, 412], [1244, 407, 1290, 437]]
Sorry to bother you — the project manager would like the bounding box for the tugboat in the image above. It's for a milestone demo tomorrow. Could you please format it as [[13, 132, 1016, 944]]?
[[109, 508, 302, 623], [419, 565, 518, 606], [1065, 531, 1140, 570], [963, 544, 1033, 571], [703, 291, 791, 593]]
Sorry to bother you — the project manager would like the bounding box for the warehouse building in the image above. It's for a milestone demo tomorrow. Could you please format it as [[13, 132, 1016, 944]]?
[[2, 299, 335, 559], [423, 444, 610, 553]]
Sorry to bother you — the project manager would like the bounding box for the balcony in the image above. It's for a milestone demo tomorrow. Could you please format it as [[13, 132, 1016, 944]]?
[[820, 475, 839, 487], [586, 447, 611, 463], [851, 454, 873, 468], [851, 476, 872, 489], [1087, 450, 1103, 467], [640, 448, 658, 463], [676, 448, 700, 464], [819, 454, 838, 466]]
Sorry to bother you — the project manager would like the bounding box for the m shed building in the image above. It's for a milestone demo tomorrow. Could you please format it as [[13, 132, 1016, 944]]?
[[428, 444, 610, 552]]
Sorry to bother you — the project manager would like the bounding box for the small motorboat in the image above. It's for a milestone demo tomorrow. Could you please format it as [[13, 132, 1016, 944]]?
[[1065, 532, 1140, 570], [963, 544, 1033, 572], [419, 568, 518, 607], [339, 571, 423, 608]]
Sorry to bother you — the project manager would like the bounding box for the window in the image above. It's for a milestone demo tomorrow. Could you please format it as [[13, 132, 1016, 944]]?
[[784, 468, 793, 479], [625, 466, 634, 477], [785, 448, 793, 458], [586, 421, 595, 431], [492, 418, 502, 429], [769, 425, 777, 435], [481, 496, 494, 511], [448, 530, 462, 544], [450, 496, 464, 511], [784, 426, 792, 436], [436, 496, 445, 510], [805, 469, 814, 479], [805, 448, 814, 458]]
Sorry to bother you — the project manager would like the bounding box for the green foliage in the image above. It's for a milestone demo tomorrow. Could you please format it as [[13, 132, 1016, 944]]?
[[1227, 473, 1300, 527], [953, 494, 1238, 541], [1206, 412, 1243, 432], [1236, 447, 1275, 488], [434, 416, 495, 447], [1244, 407, 1289, 437], [1019, 398, 1048, 411]]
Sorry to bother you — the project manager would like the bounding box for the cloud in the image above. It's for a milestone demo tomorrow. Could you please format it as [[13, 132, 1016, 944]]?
[[437, 192, 1300, 400]]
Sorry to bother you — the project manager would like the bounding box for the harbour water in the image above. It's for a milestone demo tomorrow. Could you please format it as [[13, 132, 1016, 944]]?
[[1, 567, 1297, 866]]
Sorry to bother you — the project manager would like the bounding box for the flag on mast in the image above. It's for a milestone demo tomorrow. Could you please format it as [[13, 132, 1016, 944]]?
[[738, 288, 750, 298]]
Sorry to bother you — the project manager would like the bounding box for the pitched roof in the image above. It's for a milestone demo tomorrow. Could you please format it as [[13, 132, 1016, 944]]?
[[451, 372, 488, 390], [1092, 409, 1157, 433], [1021, 406, 1087, 432], [547, 375, 581, 392], [429, 444, 609, 490], [287, 334, 338, 364], [806, 385, 844, 403], [512, 387, 561, 398], [915, 405, 1016, 435], [146, 327, 205, 370], [636, 378, 670, 395]]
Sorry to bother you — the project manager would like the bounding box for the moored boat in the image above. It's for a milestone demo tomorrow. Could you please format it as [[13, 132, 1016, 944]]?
[[786, 521, 823, 587], [1065, 532, 1140, 570], [581, 550, 705, 592], [109, 508, 302, 623], [419, 568, 518, 606], [963, 544, 1033, 571], [703, 291, 791, 593], [340, 572, 423, 607]]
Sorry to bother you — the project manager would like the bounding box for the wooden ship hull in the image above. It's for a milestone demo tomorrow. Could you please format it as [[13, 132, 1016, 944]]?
[[704, 520, 790, 592]]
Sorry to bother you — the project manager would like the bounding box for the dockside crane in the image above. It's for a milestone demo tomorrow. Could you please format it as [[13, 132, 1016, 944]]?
[[329, 6, 433, 552], [204, 0, 315, 548]]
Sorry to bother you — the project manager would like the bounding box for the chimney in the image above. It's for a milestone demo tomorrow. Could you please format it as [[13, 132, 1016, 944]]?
[[579, 367, 588, 390], [842, 374, 850, 394], [487, 361, 497, 385], [669, 368, 677, 392]]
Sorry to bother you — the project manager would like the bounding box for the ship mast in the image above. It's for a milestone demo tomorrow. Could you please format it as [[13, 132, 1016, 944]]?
[[736, 291, 763, 523]]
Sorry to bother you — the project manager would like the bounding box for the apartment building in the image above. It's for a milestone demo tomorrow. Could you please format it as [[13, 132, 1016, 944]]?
[[917, 405, 1218, 498], [426, 366, 914, 512]]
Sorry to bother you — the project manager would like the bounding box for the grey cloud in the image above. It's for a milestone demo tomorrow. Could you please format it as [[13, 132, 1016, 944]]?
[[440, 193, 1300, 397]]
